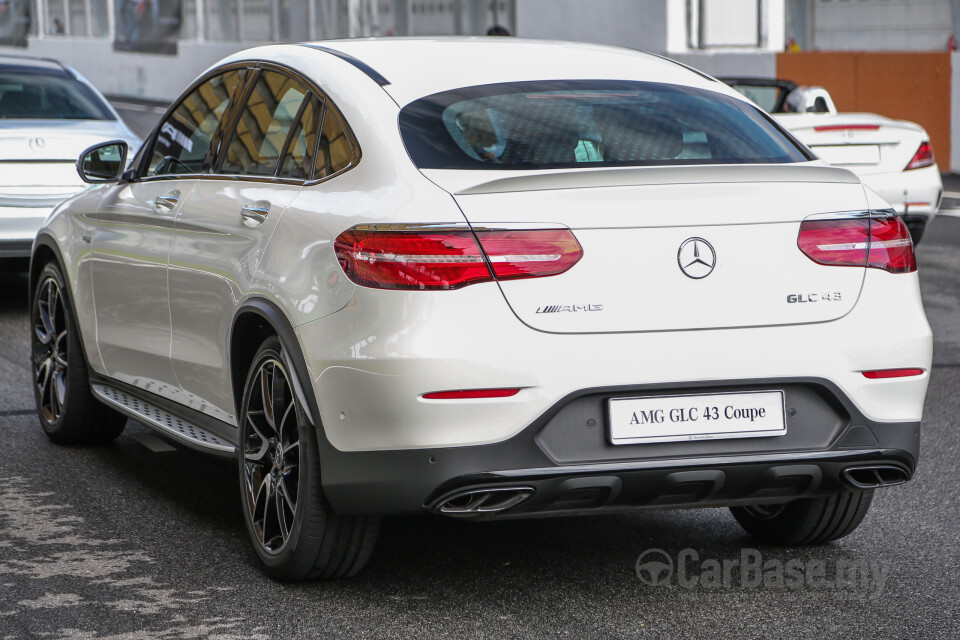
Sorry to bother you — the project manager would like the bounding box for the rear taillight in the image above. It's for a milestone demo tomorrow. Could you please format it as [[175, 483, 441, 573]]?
[[334, 226, 582, 290], [797, 212, 916, 274], [906, 141, 934, 170]]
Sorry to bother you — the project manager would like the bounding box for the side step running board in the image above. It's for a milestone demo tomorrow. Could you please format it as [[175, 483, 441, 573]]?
[[91, 383, 235, 455]]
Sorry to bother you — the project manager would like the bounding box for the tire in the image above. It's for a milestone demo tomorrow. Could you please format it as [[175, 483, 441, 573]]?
[[730, 490, 874, 546], [31, 262, 126, 444], [238, 337, 380, 581], [908, 220, 927, 246]]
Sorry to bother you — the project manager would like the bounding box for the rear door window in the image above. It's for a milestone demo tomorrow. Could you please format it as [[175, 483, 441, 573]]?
[[277, 95, 321, 180], [220, 70, 310, 177], [315, 102, 357, 179]]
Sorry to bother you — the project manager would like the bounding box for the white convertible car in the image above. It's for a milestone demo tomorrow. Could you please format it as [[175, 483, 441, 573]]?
[[32, 40, 931, 580], [723, 77, 942, 243]]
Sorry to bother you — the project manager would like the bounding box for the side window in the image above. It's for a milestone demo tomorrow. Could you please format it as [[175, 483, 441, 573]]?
[[148, 69, 245, 177], [316, 102, 357, 179], [220, 70, 308, 177], [278, 95, 321, 180]]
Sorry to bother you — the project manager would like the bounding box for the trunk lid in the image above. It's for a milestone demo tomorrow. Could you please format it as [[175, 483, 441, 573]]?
[[427, 163, 869, 333], [776, 113, 925, 176], [0, 120, 138, 162], [0, 121, 137, 206]]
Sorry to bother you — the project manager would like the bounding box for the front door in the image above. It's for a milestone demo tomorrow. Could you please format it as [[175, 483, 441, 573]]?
[[90, 67, 247, 402]]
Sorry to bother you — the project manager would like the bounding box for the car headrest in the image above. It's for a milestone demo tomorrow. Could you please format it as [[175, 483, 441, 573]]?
[[596, 108, 685, 162]]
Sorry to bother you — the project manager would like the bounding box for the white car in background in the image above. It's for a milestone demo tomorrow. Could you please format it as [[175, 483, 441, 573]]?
[[0, 55, 140, 259], [31, 40, 931, 580], [723, 77, 942, 243]]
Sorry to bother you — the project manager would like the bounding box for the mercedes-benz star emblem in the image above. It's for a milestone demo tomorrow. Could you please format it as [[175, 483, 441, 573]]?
[[677, 237, 716, 279], [28, 136, 45, 152]]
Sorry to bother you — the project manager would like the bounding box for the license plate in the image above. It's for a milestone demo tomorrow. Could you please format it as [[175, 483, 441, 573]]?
[[811, 144, 880, 165], [608, 391, 786, 445]]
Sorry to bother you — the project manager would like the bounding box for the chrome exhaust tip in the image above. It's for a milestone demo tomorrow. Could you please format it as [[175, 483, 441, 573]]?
[[841, 465, 910, 490], [437, 487, 535, 516]]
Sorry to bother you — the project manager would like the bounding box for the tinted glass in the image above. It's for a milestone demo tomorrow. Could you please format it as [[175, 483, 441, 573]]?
[[148, 68, 245, 177], [0, 72, 113, 120], [315, 104, 356, 179], [399, 80, 810, 170], [278, 95, 320, 180], [221, 70, 308, 177]]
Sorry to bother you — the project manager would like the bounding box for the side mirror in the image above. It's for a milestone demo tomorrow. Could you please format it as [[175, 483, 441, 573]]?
[[77, 141, 129, 184]]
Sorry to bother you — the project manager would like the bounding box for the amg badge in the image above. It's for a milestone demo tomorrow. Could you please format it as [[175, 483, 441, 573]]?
[[536, 304, 603, 314]]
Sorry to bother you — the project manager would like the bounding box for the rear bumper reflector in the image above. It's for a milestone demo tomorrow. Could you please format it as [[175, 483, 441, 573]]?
[[422, 388, 521, 400], [861, 368, 925, 379]]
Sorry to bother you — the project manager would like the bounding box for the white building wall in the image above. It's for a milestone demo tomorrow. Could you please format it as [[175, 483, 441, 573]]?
[[671, 51, 776, 77], [812, 0, 953, 51], [515, 0, 668, 51], [14, 38, 244, 101]]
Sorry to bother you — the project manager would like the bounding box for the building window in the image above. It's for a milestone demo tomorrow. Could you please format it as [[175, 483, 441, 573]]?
[[688, 0, 764, 49]]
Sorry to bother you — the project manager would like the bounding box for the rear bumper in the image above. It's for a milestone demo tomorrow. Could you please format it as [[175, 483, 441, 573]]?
[[318, 378, 919, 517], [859, 165, 942, 221]]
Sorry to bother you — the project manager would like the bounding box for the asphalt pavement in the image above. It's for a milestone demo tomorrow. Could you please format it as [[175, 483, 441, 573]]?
[[0, 103, 958, 638]]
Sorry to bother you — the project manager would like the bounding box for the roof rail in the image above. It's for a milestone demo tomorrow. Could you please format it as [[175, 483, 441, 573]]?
[[297, 44, 390, 86]]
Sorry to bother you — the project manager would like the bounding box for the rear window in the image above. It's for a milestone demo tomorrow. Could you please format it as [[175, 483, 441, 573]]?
[[399, 80, 810, 170], [0, 72, 114, 121]]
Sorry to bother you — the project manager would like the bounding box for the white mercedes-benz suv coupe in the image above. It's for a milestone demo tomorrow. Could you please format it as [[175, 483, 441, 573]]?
[[30, 38, 932, 581]]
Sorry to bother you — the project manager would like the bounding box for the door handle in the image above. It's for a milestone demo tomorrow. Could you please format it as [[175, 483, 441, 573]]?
[[241, 200, 271, 227], [152, 190, 180, 213]]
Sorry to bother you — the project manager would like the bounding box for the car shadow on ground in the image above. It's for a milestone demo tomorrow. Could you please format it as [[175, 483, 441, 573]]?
[[0, 260, 29, 311], [63, 419, 881, 599]]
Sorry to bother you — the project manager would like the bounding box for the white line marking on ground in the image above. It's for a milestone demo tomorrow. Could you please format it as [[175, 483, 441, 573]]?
[[134, 434, 177, 453], [110, 101, 167, 113], [938, 209, 960, 218]]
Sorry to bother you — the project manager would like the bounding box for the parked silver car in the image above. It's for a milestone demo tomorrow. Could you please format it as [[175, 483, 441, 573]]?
[[0, 55, 140, 258]]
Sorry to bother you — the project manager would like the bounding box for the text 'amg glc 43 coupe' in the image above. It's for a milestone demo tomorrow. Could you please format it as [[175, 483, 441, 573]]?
[[31, 38, 932, 580]]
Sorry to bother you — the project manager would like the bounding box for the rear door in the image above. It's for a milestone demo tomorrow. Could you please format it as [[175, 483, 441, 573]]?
[[777, 114, 924, 177], [167, 66, 332, 423]]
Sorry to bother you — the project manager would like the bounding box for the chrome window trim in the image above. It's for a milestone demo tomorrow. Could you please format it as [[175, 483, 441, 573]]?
[[137, 173, 306, 187]]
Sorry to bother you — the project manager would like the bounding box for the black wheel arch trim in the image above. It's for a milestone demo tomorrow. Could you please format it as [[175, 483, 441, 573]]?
[[230, 297, 321, 434], [230, 298, 360, 503]]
